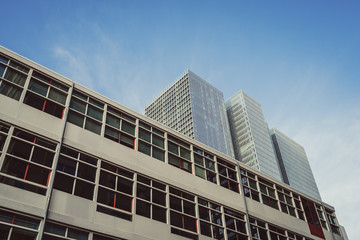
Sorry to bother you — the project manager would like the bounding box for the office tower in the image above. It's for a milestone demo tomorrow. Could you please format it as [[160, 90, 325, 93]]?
[[0, 46, 344, 240], [270, 128, 322, 200], [225, 91, 282, 181], [145, 70, 234, 157]]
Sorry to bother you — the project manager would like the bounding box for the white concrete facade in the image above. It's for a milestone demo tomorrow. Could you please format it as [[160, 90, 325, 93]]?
[[0, 46, 344, 240]]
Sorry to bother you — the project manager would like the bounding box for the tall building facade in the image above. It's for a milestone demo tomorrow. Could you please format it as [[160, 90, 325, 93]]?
[[225, 91, 282, 181], [145, 70, 234, 157], [0, 46, 345, 240], [270, 128, 322, 201]]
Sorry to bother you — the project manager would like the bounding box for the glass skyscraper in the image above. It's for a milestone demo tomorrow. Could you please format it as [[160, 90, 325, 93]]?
[[145, 70, 234, 157], [225, 91, 282, 181], [271, 128, 322, 200]]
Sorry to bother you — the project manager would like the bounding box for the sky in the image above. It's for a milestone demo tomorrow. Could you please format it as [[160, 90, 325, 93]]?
[[1, 0, 359, 238]]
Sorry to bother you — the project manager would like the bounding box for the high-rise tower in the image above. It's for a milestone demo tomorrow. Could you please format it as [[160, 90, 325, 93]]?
[[270, 128, 322, 200], [225, 91, 282, 181], [145, 70, 234, 157]]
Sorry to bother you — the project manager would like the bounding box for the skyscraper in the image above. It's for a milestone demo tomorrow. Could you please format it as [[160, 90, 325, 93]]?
[[145, 70, 234, 157], [270, 128, 322, 200], [225, 91, 282, 181]]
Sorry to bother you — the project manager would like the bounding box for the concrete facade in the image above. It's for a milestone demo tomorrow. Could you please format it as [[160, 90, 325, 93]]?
[[0, 46, 344, 240]]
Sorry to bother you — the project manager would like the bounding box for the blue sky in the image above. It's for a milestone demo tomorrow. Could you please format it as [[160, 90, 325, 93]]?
[[1, 1, 359, 238]]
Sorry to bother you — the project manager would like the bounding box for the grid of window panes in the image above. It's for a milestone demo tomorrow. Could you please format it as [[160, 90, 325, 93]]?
[[0, 128, 57, 195], [67, 90, 104, 135], [277, 186, 296, 217], [0, 209, 40, 240], [0, 122, 10, 157], [292, 193, 305, 221], [169, 187, 197, 234], [105, 106, 136, 149], [268, 224, 287, 240], [249, 217, 268, 240], [224, 208, 248, 240], [325, 208, 341, 235], [198, 198, 224, 240], [44, 221, 126, 240], [258, 178, 278, 210], [135, 175, 167, 223], [53, 146, 98, 200], [24, 71, 69, 119], [0, 54, 29, 101], [217, 158, 239, 193], [97, 161, 134, 220], [240, 169, 260, 202], [315, 204, 328, 230], [193, 147, 217, 183], [138, 121, 165, 161], [167, 135, 192, 173]]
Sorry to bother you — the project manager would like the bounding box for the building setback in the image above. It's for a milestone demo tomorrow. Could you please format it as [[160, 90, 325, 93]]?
[[226, 91, 282, 182], [0, 46, 345, 240], [145, 70, 234, 158], [270, 128, 322, 201]]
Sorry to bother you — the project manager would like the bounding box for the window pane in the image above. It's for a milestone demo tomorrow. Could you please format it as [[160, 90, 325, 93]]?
[[136, 199, 150, 218], [9, 62, 29, 73], [44, 101, 64, 118], [122, 121, 135, 135], [120, 134, 134, 148], [168, 142, 178, 155], [152, 135, 164, 148], [104, 127, 119, 142], [117, 178, 133, 195], [153, 205, 166, 223], [24, 93, 45, 110], [106, 114, 120, 129], [74, 179, 94, 200], [85, 118, 101, 135], [0, 82, 22, 100], [70, 98, 86, 113], [67, 111, 84, 127], [14, 215, 40, 229], [152, 148, 164, 161], [8, 138, 32, 159], [48, 88, 67, 104], [67, 228, 88, 240], [97, 187, 114, 207], [87, 105, 103, 121], [137, 184, 150, 200], [0, 56, 8, 64], [77, 163, 96, 182], [180, 148, 191, 160], [28, 80, 48, 96], [54, 173, 74, 193], [139, 129, 151, 142], [138, 141, 151, 156], [152, 189, 166, 206], [26, 164, 50, 185], [0, 65, 5, 77], [115, 193, 132, 212], [195, 166, 205, 179], [99, 170, 116, 189], [4, 69, 26, 86], [10, 228, 36, 240], [57, 156, 76, 175]]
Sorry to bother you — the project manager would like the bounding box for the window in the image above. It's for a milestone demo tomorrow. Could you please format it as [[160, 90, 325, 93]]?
[[0, 122, 10, 156], [293, 193, 305, 220], [198, 198, 224, 240], [167, 135, 192, 173], [268, 224, 287, 240], [217, 158, 238, 193], [0, 55, 29, 100], [138, 121, 165, 161], [104, 106, 136, 149], [23, 71, 69, 118], [54, 146, 98, 200], [169, 187, 197, 234], [193, 147, 216, 183], [224, 208, 248, 240], [249, 217, 268, 240], [43, 222, 88, 240], [240, 169, 259, 201], [136, 175, 167, 223], [67, 90, 104, 135], [0, 128, 56, 195], [325, 208, 341, 235], [97, 161, 134, 220], [277, 186, 296, 217], [301, 198, 325, 239], [258, 178, 278, 210], [315, 204, 328, 230], [0, 209, 40, 240]]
